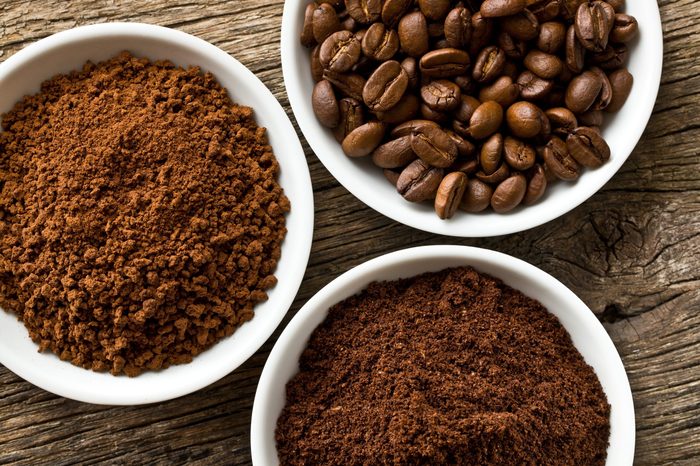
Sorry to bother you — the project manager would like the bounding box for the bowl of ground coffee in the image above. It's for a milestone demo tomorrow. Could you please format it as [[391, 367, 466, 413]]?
[[0, 23, 314, 404], [251, 245, 635, 465], [281, 0, 662, 236]]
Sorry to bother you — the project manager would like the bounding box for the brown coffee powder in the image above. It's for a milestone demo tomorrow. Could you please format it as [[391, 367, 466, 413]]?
[[276, 267, 610, 465], [0, 52, 289, 376]]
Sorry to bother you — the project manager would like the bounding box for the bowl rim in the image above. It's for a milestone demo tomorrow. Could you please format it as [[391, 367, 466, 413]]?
[[0, 22, 314, 405], [251, 245, 635, 465], [280, 0, 663, 237]]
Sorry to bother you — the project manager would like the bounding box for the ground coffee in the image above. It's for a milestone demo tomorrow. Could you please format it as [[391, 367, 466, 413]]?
[[0, 52, 289, 376], [276, 267, 610, 465]]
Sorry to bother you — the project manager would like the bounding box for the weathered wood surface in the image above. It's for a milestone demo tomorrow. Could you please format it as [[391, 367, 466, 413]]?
[[0, 0, 698, 464]]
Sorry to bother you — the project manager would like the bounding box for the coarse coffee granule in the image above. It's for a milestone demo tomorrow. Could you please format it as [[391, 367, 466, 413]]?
[[0, 52, 289, 376], [276, 267, 610, 465]]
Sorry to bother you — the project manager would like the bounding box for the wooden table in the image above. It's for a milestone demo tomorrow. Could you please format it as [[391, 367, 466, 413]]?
[[0, 1, 698, 464]]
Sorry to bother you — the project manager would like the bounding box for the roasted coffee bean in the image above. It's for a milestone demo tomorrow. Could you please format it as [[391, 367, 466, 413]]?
[[411, 125, 459, 167], [445, 7, 473, 48], [470, 12, 494, 55], [574, 1, 615, 52], [451, 158, 480, 174], [312, 80, 340, 128], [524, 50, 563, 79], [504, 136, 536, 170], [428, 22, 446, 38], [476, 162, 510, 184], [341, 121, 386, 157], [419, 0, 451, 21], [565, 25, 586, 73], [377, 94, 420, 124], [517, 70, 554, 101], [590, 66, 612, 110], [363, 60, 409, 111], [565, 71, 602, 114], [480, 0, 527, 18], [399, 11, 430, 57], [391, 119, 440, 138], [506, 101, 543, 138], [498, 32, 527, 59], [433, 39, 451, 50], [397, 159, 444, 201], [608, 0, 625, 13], [480, 133, 504, 174], [346, 0, 382, 24], [371, 135, 417, 168], [469, 101, 504, 139], [421, 79, 462, 112], [578, 109, 604, 127], [545, 107, 578, 135], [324, 70, 366, 101], [333, 97, 365, 142], [479, 76, 520, 107], [383, 168, 401, 186], [502, 61, 520, 80], [421, 103, 450, 124], [560, 0, 587, 20], [491, 173, 526, 213], [382, 0, 413, 28], [606, 68, 633, 113], [473, 46, 507, 83], [310, 45, 324, 82], [454, 74, 478, 95], [500, 9, 540, 41], [523, 163, 547, 205], [320, 31, 362, 73], [445, 130, 477, 157], [453, 95, 482, 123], [400, 57, 420, 90], [460, 178, 494, 212], [610, 14, 638, 43], [567, 126, 610, 168], [435, 172, 468, 219], [362, 23, 400, 61], [301, 2, 318, 47], [420, 49, 471, 79], [543, 136, 580, 180], [313, 3, 342, 44], [341, 15, 357, 32], [530, 0, 561, 22], [537, 21, 566, 54], [591, 43, 628, 70]]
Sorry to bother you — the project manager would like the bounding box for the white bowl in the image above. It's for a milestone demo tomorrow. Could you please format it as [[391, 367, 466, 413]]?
[[0, 23, 314, 405], [281, 0, 663, 237], [251, 245, 635, 465]]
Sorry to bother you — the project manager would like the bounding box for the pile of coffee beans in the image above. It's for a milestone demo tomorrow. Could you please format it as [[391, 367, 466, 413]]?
[[302, 0, 637, 219]]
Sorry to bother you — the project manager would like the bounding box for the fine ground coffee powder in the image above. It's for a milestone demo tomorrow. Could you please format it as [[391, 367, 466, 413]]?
[[0, 52, 289, 376], [276, 267, 610, 465]]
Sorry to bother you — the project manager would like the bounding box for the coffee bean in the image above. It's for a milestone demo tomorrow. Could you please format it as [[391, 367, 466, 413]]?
[[578, 109, 604, 127], [606, 68, 633, 113], [506, 101, 543, 138], [453, 95, 482, 123], [476, 162, 510, 184], [450, 158, 480, 175], [391, 119, 440, 138], [428, 22, 446, 39], [420, 49, 471, 79], [480, 133, 504, 175], [418, 0, 452, 21], [565, 70, 602, 114], [397, 159, 444, 201], [574, 1, 615, 52], [504, 136, 536, 170], [470, 12, 495, 55], [517, 70, 554, 101], [313, 3, 342, 44], [610, 13, 638, 43], [399, 11, 430, 57], [399, 57, 419, 90], [377, 94, 420, 124], [491, 173, 526, 213], [341, 121, 386, 157], [361, 23, 400, 62], [524, 50, 563, 79], [421, 103, 450, 124], [500, 9, 540, 41], [460, 178, 494, 212], [537, 21, 566, 54], [382, 0, 413, 28], [363, 60, 409, 111], [445, 7, 473, 48], [480, 0, 527, 18], [301, 2, 318, 47], [323, 70, 366, 101], [498, 31, 527, 60], [346, 0, 382, 24], [590, 66, 612, 111], [333, 97, 365, 142], [469, 101, 504, 139], [523, 163, 547, 205], [543, 136, 580, 181], [566, 126, 610, 168], [383, 168, 401, 186], [454, 75, 478, 95], [479, 76, 520, 107], [545, 107, 578, 135], [312, 80, 340, 128], [371, 135, 416, 168], [565, 25, 586, 73], [310, 45, 324, 82], [591, 43, 628, 70], [320, 31, 362, 73], [607, 0, 626, 13], [445, 130, 477, 157], [411, 125, 458, 168], [421, 80, 462, 112], [473, 46, 507, 83], [530, 0, 562, 22], [435, 172, 468, 219], [561, 0, 587, 21], [341, 15, 358, 32]]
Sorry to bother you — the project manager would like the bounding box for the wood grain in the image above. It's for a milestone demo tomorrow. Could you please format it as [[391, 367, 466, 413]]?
[[1, 0, 698, 464]]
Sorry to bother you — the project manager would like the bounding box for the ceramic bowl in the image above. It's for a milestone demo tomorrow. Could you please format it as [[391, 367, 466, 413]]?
[[251, 245, 635, 465], [0, 23, 314, 405], [281, 0, 663, 237]]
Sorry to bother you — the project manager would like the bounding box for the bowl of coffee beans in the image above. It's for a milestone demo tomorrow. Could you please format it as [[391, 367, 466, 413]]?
[[251, 245, 635, 465], [0, 23, 314, 404], [282, 0, 662, 236]]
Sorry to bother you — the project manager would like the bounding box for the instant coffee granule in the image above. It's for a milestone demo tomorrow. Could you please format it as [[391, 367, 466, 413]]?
[[276, 267, 610, 465], [0, 52, 289, 376]]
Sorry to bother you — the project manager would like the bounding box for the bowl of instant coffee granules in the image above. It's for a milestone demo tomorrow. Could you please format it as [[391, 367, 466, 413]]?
[[251, 245, 635, 465], [281, 0, 662, 237], [0, 23, 314, 404]]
